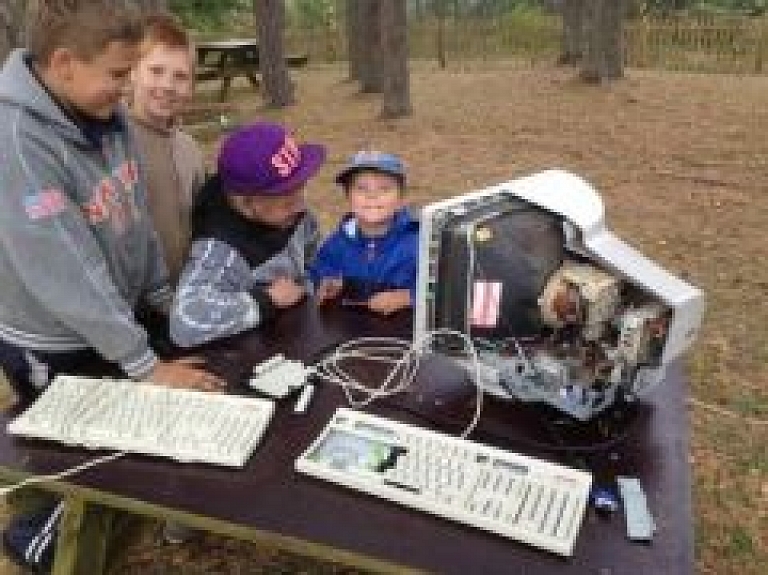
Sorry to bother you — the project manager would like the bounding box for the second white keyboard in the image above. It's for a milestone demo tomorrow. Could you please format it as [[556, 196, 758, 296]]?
[[8, 375, 275, 468], [296, 408, 592, 556]]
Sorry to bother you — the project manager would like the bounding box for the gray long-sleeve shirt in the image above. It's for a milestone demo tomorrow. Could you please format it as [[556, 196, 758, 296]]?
[[0, 50, 171, 378], [170, 213, 317, 348]]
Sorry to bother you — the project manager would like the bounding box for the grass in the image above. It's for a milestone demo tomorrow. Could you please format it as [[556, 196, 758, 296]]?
[[2, 59, 767, 574]]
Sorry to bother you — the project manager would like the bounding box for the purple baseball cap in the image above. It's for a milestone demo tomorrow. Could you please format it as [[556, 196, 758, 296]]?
[[217, 122, 326, 196]]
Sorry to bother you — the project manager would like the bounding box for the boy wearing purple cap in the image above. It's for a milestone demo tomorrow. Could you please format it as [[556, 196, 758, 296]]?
[[310, 151, 419, 315], [170, 122, 325, 347]]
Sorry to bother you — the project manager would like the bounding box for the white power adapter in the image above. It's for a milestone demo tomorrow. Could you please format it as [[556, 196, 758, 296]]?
[[248, 355, 311, 398]]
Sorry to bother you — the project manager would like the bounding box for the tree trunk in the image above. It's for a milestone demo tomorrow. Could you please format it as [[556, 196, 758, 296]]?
[[345, 0, 362, 81], [358, 0, 382, 93], [435, 0, 447, 69], [379, 0, 410, 119], [559, 0, 585, 65], [257, 0, 295, 107], [580, 0, 625, 83], [0, 0, 26, 64]]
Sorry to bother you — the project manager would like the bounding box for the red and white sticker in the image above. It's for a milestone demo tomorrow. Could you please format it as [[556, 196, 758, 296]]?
[[471, 281, 502, 328], [23, 188, 67, 220]]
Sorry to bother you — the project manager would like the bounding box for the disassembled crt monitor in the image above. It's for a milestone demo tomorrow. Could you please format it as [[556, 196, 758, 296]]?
[[414, 169, 704, 421]]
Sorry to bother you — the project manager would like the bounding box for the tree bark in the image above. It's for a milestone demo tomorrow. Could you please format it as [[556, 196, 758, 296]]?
[[379, 0, 411, 119], [580, 0, 625, 83], [345, 0, 362, 81], [0, 0, 26, 64], [257, 0, 295, 107], [435, 0, 447, 69], [358, 0, 382, 93], [559, 0, 585, 65]]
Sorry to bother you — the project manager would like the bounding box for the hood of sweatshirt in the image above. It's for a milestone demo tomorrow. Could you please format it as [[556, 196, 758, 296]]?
[[0, 49, 123, 149]]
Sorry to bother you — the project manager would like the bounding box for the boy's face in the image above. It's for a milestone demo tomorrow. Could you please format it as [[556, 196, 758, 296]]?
[[346, 171, 403, 229], [52, 41, 139, 120], [131, 44, 194, 127], [228, 188, 306, 229]]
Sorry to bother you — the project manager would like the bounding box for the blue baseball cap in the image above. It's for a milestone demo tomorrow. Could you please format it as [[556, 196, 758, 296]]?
[[335, 151, 406, 187]]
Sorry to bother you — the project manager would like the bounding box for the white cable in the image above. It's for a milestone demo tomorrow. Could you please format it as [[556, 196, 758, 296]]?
[[312, 329, 484, 438], [0, 452, 126, 497]]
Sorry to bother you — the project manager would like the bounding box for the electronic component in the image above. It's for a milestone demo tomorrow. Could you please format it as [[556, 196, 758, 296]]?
[[296, 408, 593, 557], [617, 476, 656, 541], [538, 261, 620, 341], [253, 353, 286, 375], [414, 169, 704, 420], [293, 384, 315, 413], [590, 486, 619, 514], [248, 355, 312, 398], [7, 375, 275, 467]]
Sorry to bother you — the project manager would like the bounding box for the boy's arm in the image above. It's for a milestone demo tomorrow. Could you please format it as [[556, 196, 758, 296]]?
[[170, 238, 277, 348], [143, 226, 174, 313], [366, 289, 412, 315], [0, 140, 157, 378], [308, 232, 343, 285]]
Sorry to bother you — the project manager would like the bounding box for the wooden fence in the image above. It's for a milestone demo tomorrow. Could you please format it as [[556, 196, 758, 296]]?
[[282, 14, 768, 75]]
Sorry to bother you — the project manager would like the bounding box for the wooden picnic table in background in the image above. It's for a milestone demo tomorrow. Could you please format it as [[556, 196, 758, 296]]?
[[196, 38, 309, 101]]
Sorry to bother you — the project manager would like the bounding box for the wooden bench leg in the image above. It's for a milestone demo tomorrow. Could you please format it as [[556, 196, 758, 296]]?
[[52, 496, 113, 575], [219, 75, 233, 101]]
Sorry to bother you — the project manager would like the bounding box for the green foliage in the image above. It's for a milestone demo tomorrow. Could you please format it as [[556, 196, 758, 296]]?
[[690, 0, 766, 15], [169, 0, 251, 33], [288, 0, 336, 28]]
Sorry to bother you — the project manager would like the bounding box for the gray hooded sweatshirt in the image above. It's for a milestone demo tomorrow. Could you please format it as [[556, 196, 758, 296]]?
[[0, 50, 172, 379]]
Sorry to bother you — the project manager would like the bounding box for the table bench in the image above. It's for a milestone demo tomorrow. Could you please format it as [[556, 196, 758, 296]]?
[[196, 39, 309, 101]]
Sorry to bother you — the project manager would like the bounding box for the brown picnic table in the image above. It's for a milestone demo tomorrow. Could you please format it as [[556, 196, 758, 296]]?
[[0, 301, 693, 574], [196, 38, 309, 100]]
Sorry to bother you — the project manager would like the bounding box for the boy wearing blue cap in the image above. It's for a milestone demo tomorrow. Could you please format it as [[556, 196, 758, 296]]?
[[170, 121, 325, 347], [311, 151, 419, 315]]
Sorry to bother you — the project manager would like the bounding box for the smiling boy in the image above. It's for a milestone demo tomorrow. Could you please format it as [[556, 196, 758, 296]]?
[[311, 151, 419, 315], [0, 3, 221, 403], [129, 13, 205, 286], [170, 121, 326, 348]]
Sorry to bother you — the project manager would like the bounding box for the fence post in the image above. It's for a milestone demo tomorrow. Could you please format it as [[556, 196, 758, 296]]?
[[755, 18, 767, 74], [638, 17, 650, 68]]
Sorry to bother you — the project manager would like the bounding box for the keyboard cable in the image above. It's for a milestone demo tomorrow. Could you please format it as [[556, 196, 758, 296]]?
[[0, 451, 126, 497], [311, 328, 485, 438]]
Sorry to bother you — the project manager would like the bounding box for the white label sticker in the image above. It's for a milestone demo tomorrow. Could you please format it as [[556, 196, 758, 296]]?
[[471, 281, 503, 328]]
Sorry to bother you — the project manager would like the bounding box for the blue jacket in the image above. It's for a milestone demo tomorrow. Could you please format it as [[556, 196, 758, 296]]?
[[310, 208, 420, 302]]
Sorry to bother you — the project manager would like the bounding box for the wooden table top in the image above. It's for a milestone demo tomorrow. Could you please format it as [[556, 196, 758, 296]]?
[[0, 302, 693, 574]]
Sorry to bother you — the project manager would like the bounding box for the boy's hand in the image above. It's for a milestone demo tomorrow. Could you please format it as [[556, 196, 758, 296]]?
[[267, 277, 306, 308], [366, 289, 411, 315], [149, 358, 227, 392], [315, 277, 343, 305]]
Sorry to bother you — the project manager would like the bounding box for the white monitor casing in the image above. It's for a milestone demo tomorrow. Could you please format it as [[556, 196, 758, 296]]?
[[414, 169, 704, 413]]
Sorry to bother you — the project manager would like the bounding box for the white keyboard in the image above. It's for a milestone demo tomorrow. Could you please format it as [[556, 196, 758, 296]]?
[[7, 375, 275, 468], [296, 408, 592, 556]]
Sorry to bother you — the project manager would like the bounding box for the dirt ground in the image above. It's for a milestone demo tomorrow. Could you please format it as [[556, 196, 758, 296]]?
[[1, 61, 766, 574]]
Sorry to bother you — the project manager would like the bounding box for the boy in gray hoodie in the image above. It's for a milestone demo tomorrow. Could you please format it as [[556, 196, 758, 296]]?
[[0, 3, 224, 571], [0, 2, 221, 405]]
